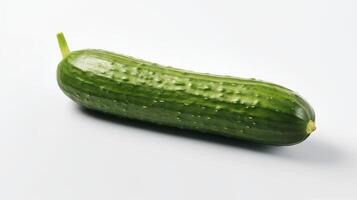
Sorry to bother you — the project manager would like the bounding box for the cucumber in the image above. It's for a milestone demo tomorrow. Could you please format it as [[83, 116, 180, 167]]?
[[56, 33, 316, 145]]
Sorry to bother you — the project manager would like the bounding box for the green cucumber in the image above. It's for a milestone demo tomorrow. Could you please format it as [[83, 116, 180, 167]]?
[[56, 33, 316, 145]]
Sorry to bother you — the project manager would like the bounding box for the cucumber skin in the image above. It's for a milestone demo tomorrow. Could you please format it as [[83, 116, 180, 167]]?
[[57, 49, 315, 145]]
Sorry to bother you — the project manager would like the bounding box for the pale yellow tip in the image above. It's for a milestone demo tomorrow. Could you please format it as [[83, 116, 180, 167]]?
[[306, 120, 316, 134]]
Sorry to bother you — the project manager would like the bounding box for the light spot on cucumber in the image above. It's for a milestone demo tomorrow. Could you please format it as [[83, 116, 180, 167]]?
[[199, 85, 211, 90], [252, 99, 259, 105], [121, 76, 129, 81], [131, 70, 139, 76], [215, 105, 223, 110], [217, 93, 224, 98], [138, 79, 146, 83], [217, 87, 224, 92], [231, 96, 240, 103], [144, 75, 152, 80], [155, 78, 163, 83], [175, 87, 185, 91]]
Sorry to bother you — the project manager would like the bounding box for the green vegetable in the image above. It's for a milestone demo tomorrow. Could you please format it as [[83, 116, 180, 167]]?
[[56, 33, 316, 145]]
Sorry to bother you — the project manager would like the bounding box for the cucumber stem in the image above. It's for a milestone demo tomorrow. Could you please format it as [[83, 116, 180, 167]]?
[[306, 120, 316, 134], [57, 32, 70, 58]]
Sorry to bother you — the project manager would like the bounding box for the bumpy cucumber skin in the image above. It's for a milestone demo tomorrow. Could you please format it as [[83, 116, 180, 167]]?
[[57, 49, 315, 145]]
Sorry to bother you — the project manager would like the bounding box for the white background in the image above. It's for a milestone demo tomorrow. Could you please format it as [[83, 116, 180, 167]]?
[[1, 0, 356, 199]]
